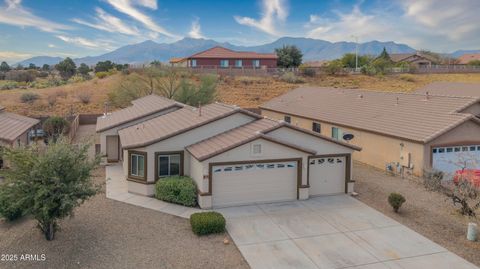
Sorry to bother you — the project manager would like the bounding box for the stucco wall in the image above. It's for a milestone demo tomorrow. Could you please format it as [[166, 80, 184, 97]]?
[[99, 106, 179, 156], [124, 112, 256, 183], [262, 110, 426, 176], [190, 58, 277, 68]]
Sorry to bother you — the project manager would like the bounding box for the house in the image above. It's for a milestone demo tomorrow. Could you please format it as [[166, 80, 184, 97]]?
[[390, 52, 436, 68], [96, 95, 184, 162], [260, 87, 480, 177], [0, 106, 39, 168], [185, 46, 277, 68], [169, 57, 187, 67], [457, 53, 480, 65], [415, 82, 480, 97], [112, 101, 359, 209]]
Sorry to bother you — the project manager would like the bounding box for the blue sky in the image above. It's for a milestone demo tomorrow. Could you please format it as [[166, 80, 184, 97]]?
[[0, 0, 479, 63]]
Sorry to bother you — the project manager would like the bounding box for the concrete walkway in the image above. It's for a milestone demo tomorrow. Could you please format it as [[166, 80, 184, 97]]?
[[105, 164, 205, 218], [106, 164, 478, 269]]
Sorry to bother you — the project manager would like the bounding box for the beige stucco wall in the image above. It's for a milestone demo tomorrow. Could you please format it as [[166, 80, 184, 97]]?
[[98, 106, 179, 157], [122, 112, 257, 195], [262, 110, 426, 176]]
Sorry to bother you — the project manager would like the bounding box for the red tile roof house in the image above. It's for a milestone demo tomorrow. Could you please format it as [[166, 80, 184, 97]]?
[[185, 46, 278, 69], [97, 96, 361, 209], [457, 53, 480, 65]]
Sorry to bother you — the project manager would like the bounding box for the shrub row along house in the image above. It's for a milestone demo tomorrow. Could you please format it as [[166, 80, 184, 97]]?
[[260, 85, 480, 177], [175, 46, 278, 69], [97, 95, 360, 208]]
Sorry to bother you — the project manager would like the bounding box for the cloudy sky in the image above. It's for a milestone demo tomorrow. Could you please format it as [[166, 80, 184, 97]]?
[[0, 0, 479, 62]]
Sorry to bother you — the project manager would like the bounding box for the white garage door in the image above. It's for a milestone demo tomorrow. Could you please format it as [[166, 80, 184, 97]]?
[[432, 145, 480, 176], [211, 161, 298, 208], [309, 156, 346, 196]]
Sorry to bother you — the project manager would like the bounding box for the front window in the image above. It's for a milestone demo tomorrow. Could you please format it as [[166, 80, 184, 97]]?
[[253, 60, 260, 68], [191, 59, 197, 67], [284, 115, 291, 123], [312, 122, 321, 133], [130, 152, 145, 178], [220, 59, 229, 68], [235, 60, 242, 67], [157, 153, 181, 177], [332, 127, 341, 140]]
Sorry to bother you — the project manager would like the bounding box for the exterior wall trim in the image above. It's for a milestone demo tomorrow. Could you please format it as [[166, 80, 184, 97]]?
[[127, 150, 148, 182]]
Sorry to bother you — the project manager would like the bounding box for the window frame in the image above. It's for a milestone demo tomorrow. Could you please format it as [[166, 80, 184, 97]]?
[[191, 59, 197, 67], [284, 115, 291, 123], [253, 59, 260, 68], [154, 151, 184, 180], [251, 143, 262, 156], [312, 122, 321, 133], [128, 151, 147, 181], [235, 59, 243, 67], [332, 127, 342, 140], [220, 59, 229, 68]]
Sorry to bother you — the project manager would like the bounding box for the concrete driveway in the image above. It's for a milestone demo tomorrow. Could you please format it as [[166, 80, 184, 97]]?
[[217, 195, 478, 269]]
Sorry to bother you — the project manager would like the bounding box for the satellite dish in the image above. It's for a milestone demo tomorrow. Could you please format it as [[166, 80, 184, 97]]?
[[343, 133, 354, 141]]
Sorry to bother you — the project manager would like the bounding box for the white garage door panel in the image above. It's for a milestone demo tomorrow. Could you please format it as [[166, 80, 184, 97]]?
[[309, 157, 346, 196], [432, 145, 480, 176], [212, 162, 297, 208]]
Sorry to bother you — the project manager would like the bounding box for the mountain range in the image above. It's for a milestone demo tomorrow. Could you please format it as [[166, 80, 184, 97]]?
[[15, 37, 479, 67]]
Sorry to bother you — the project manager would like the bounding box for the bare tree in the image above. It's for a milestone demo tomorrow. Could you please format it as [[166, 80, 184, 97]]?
[[158, 68, 180, 98]]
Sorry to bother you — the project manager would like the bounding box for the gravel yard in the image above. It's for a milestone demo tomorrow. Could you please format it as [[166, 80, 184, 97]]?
[[0, 168, 248, 269], [353, 162, 480, 267]]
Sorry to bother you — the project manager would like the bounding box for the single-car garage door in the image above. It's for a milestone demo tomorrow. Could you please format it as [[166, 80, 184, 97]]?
[[432, 144, 480, 175], [309, 156, 346, 196], [211, 160, 298, 208]]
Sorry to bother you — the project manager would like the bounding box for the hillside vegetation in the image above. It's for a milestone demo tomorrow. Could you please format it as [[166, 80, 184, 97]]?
[[1, 72, 480, 117]]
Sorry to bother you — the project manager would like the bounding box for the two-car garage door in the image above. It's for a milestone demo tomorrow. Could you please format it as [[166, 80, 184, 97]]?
[[432, 144, 480, 175], [211, 160, 298, 208]]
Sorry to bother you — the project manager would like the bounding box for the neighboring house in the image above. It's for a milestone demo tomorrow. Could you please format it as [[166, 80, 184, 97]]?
[[169, 57, 187, 67], [457, 53, 480, 65], [185, 46, 277, 68], [0, 106, 39, 168], [114, 101, 359, 209], [260, 87, 480, 177], [96, 95, 184, 162], [390, 52, 436, 68], [415, 82, 480, 97]]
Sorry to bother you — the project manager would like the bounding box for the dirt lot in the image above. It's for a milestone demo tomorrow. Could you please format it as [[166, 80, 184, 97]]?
[[353, 162, 480, 267], [1, 72, 480, 117], [0, 167, 248, 269]]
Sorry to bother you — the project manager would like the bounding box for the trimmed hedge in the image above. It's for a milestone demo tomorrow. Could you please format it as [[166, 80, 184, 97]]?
[[190, 212, 226, 236], [155, 176, 197, 207]]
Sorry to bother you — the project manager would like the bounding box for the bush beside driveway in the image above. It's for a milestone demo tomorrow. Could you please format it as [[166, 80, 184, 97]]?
[[0, 168, 248, 269], [354, 162, 480, 267]]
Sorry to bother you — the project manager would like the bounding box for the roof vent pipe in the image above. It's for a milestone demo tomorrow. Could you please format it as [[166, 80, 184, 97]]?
[[198, 103, 202, 117], [426, 91, 430, 100], [104, 102, 109, 117], [396, 97, 399, 105], [358, 94, 363, 99]]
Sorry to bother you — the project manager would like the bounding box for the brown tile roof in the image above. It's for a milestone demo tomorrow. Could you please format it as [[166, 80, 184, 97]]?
[[415, 82, 480, 97], [458, 53, 480, 64], [96, 95, 182, 132], [186, 118, 361, 161], [169, 57, 186, 63], [119, 103, 262, 149], [0, 110, 39, 142], [187, 46, 277, 59], [389, 52, 436, 63], [260, 87, 480, 143]]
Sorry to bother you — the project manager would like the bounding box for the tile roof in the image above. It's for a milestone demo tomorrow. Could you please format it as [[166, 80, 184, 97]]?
[[96, 95, 182, 132], [187, 46, 277, 59], [415, 82, 480, 97], [458, 53, 480, 64], [119, 103, 262, 149], [186, 118, 361, 161], [260, 87, 480, 143], [0, 109, 39, 142], [389, 52, 436, 63]]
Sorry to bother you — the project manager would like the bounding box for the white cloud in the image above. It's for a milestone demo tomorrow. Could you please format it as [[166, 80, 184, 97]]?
[[0, 51, 32, 62], [188, 19, 204, 39], [0, 0, 70, 33], [105, 0, 176, 38], [72, 7, 140, 36], [234, 0, 287, 36], [56, 35, 114, 50], [47, 44, 56, 48]]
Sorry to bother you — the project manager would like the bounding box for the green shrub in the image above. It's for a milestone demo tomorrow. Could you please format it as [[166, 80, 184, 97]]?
[[388, 193, 406, 213], [280, 72, 304, 83], [190, 212, 226, 236], [0, 186, 24, 221], [20, 92, 39, 103], [301, 67, 316, 77], [155, 176, 197, 207], [324, 60, 344, 75], [95, 72, 108, 79]]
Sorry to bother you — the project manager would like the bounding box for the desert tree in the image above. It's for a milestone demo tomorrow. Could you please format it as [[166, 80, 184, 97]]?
[[0, 138, 99, 240], [158, 68, 181, 98], [275, 45, 303, 68], [0, 61, 10, 72], [77, 63, 91, 77], [43, 116, 70, 142], [55, 57, 77, 80]]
